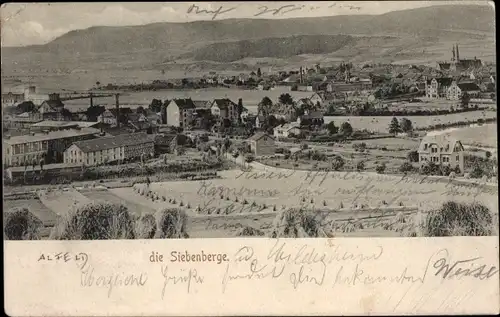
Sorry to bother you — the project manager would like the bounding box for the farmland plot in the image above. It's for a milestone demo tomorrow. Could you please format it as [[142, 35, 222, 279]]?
[[324, 110, 497, 133], [38, 189, 91, 217]]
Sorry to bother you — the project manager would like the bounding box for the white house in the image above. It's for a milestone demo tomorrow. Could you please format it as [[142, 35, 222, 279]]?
[[210, 98, 239, 123], [165, 99, 196, 128], [273, 123, 301, 139]]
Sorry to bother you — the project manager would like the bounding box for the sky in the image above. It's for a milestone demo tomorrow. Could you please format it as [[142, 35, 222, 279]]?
[[0, 1, 492, 47]]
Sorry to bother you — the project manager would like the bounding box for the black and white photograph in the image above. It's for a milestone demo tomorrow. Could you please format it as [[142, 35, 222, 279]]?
[[2, 1, 497, 240]]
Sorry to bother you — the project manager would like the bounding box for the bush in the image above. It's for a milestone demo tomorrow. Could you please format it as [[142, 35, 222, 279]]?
[[375, 163, 386, 174], [422, 201, 494, 236], [331, 156, 345, 171], [270, 208, 321, 238], [399, 162, 414, 173], [50, 202, 135, 240], [3, 207, 43, 240], [236, 226, 265, 237], [135, 214, 156, 239], [356, 161, 365, 172], [155, 208, 189, 238], [407, 150, 419, 163]]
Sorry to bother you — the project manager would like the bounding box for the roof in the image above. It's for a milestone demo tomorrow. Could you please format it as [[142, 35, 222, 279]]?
[[192, 100, 210, 109], [418, 135, 463, 154], [212, 98, 236, 110], [275, 123, 300, 131], [170, 99, 196, 110], [41, 99, 65, 110], [248, 132, 274, 141], [71, 133, 154, 153], [301, 111, 324, 119], [427, 77, 454, 86], [3, 128, 100, 145], [457, 82, 481, 91]]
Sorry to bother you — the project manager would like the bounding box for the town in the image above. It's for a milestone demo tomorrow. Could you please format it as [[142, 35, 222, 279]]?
[[2, 7, 498, 241]]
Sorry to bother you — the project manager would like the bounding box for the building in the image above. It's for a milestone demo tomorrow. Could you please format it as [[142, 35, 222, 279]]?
[[247, 132, 275, 156], [3, 128, 100, 167], [446, 81, 482, 100], [98, 110, 118, 126], [2, 92, 25, 107], [38, 94, 66, 120], [437, 44, 483, 71], [297, 111, 324, 127], [273, 123, 301, 139], [64, 133, 155, 166], [165, 99, 196, 128], [210, 98, 239, 122], [30, 120, 103, 132], [255, 115, 266, 129], [3, 112, 43, 129], [417, 135, 465, 173], [425, 78, 454, 99]]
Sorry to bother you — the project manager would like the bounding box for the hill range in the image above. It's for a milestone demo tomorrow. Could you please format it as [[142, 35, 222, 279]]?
[[1, 4, 495, 73]]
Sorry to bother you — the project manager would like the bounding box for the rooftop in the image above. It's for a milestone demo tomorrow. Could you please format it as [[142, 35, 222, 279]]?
[[418, 134, 463, 154], [72, 133, 155, 153], [32, 120, 101, 128], [248, 132, 274, 141], [4, 128, 100, 145]]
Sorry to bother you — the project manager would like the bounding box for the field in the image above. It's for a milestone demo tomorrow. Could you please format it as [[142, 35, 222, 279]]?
[[429, 123, 497, 148], [324, 110, 497, 133]]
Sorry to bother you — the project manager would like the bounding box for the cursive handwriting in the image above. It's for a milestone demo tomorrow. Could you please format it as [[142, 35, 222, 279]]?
[[198, 180, 280, 198], [187, 4, 236, 20], [80, 263, 148, 298], [161, 265, 204, 298], [254, 4, 304, 16], [433, 255, 499, 280]]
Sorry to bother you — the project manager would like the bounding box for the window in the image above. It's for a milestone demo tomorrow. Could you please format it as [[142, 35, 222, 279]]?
[[456, 155, 459, 161]]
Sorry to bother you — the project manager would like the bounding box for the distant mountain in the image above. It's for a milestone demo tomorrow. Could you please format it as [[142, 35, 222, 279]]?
[[1, 5, 495, 70]]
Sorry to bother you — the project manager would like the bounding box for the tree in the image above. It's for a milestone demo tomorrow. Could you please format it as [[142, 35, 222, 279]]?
[[136, 106, 146, 115], [16, 101, 36, 114], [388, 117, 401, 135], [375, 163, 386, 174], [407, 150, 419, 163], [149, 99, 162, 113], [85, 105, 106, 121], [340, 122, 353, 137], [331, 156, 345, 171], [258, 96, 273, 116], [237, 98, 244, 122], [461, 92, 470, 108], [257, 68, 262, 77], [326, 121, 339, 135], [485, 151, 492, 160], [356, 161, 365, 172], [399, 162, 414, 173], [278, 93, 294, 105], [400, 118, 413, 133]]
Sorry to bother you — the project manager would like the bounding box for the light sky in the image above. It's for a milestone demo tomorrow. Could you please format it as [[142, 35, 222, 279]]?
[[0, 1, 491, 47]]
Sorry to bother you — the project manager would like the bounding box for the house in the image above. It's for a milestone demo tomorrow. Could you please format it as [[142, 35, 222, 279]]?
[[37, 94, 66, 120], [153, 133, 189, 154], [247, 132, 275, 156], [273, 123, 301, 139], [418, 135, 465, 173], [2, 92, 25, 107], [255, 115, 266, 129], [297, 111, 324, 127], [165, 99, 196, 128], [64, 133, 155, 166], [98, 110, 118, 126], [308, 93, 323, 106], [2, 112, 43, 129], [425, 78, 454, 99], [210, 98, 239, 123], [3, 128, 100, 166], [446, 81, 481, 100]]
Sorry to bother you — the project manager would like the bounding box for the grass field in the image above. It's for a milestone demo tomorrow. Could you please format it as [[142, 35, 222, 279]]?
[[324, 110, 497, 133], [429, 123, 497, 148]]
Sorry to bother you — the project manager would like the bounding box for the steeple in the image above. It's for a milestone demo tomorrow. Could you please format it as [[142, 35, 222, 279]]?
[[452, 45, 456, 61], [455, 44, 460, 61]]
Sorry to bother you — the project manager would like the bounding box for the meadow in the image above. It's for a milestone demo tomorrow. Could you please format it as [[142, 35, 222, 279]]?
[[324, 110, 497, 133]]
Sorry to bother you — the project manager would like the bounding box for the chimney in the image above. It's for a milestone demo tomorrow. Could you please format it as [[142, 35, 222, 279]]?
[[115, 94, 120, 128]]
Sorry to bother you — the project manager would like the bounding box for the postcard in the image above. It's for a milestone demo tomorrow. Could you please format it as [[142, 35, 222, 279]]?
[[2, 1, 498, 316]]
